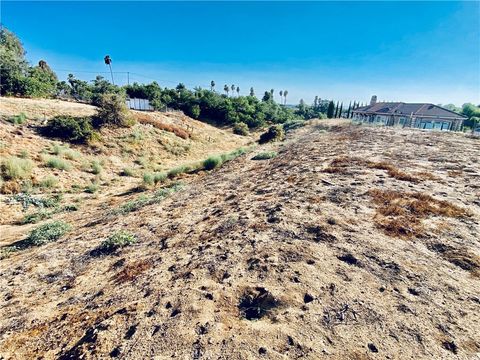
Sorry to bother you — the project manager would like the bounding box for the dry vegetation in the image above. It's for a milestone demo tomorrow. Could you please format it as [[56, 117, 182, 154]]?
[[0, 109, 479, 359]]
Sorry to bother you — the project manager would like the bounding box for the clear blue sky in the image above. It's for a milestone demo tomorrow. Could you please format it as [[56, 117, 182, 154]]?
[[2, 1, 479, 105]]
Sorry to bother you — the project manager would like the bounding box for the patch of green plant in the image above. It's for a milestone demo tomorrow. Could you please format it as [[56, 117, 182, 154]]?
[[43, 116, 95, 143], [44, 156, 71, 171], [18, 149, 29, 159], [63, 204, 78, 211], [153, 172, 167, 184], [8, 113, 27, 125], [1, 156, 33, 180], [6, 193, 60, 210], [112, 183, 182, 215], [0, 246, 17, 260], [252, 151, 277, 160], [143, 172, 154, 186], [233, 122, 249, 136], [259, 125, 285, 144], [91, 160, 102, 174], [39, 175, 58, 189], [21, 210, 51, 224], [167, 165, 191, 178], [98, 230, 137, 253], [203, 155, 222, 170], [63, 149, 81, 160], [23, 221, 71, 247], [120, 167, 135, 177], [85, 182, 99, 193]]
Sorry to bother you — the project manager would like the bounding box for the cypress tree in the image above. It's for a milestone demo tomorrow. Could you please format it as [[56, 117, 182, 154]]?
[[334, 101, 339, 118], [338, 102, 343, 118], [327, 101, 335, 118], [347, 101, 352, 118]]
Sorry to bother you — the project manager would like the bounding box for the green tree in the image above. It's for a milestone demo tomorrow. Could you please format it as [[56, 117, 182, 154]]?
[[231, 84, 235, 96], [236, 86, 240, 96], [338, 102, 343, 118], [250, 87, 255, 97], [0, 27, 28, 95], [22, 60, 58, 97], [210, 80, 215, 92], [283, 90, 288, 105], [224, 84, 229, 96], [327, 101, 335, 118], [262, 91, 272, 102]]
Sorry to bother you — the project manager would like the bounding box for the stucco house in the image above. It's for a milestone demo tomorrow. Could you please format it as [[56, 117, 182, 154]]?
[[352, 96, 466, 131]]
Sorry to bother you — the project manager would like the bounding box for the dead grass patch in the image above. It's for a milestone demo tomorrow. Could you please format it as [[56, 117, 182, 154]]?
[[113, 259, 152, 283], [369, 189, 470, 238], [134, 113, 190, 139], [366, 161, 419, 183]]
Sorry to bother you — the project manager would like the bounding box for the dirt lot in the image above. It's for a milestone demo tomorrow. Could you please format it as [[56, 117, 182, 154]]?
[[0, 118, 479, 359]]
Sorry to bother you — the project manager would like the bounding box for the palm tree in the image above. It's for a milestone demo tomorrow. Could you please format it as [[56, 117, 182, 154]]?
[[250, 87, 255, 97], [236, 86, 240, 96], [231, 84, 235, 97], [210, 80, 215, 92], [314, 95, 318, 108], [224, 84, 229, 96], [283, 90, 288, 105], [270, 89, 274, 101]]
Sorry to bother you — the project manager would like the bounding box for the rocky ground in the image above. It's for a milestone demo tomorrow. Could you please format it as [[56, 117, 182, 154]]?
[[0, 120, 479, 359]]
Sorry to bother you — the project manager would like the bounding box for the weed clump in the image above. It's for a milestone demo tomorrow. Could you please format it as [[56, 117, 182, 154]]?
[[1, 156, 33, 180], [90, 160, 102, 174], [8, 112, 27, 125], [203, 156, 222, 170], [233, 122, 249, 136], [259, 125, 285, 144], [94, 93, 133, 128], [44, 156, 71, 171], [252, 151, 277, 160], [23, 221, 70, 247], [98, 230, 137, 253]]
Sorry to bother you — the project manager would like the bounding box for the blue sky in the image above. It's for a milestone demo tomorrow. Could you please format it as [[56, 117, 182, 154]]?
[[2, 1, 479, 105]]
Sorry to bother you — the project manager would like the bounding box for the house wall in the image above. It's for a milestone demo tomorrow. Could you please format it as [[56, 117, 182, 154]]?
[[352, 112, 463, 131]]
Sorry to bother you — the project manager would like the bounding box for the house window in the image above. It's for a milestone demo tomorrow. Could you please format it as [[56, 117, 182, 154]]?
[[441, 122, 450, 131]]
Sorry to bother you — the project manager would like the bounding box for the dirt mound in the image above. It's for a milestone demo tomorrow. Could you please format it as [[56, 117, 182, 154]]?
[[0, 121, 479, 359]]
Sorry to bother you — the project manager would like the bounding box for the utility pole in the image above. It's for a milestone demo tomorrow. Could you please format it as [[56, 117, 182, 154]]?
[[104, 55, 114, 85]]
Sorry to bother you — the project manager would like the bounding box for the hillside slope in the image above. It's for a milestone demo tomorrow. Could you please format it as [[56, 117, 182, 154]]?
[[0, 97, 253, 243], [0, 122, 479, 359]]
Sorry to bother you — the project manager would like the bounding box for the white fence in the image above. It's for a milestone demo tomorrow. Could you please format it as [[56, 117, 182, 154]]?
[[126, 98, 154, 111]]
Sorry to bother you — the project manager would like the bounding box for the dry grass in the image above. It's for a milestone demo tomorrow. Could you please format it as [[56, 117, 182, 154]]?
[[134, 113, 190, 139], [113, 259, 152, 283], [366, 161, 419, 183], [369, 189, 469, 238]]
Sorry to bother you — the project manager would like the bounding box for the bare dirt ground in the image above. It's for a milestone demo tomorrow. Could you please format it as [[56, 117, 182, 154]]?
[[0, 118, 479, 359]]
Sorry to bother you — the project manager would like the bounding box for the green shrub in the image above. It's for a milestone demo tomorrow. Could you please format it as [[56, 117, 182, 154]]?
[[39, 175, 58, 188], [85, 182, 99, 193], [19, 149, 29, 159], [98, 230, 137, 253], [143, 172, 154, 186], [94, 93, 133, 127], [203, 156, 222, 170], [23, 221, 70, 247], [21, 210, 51, 224], [8, 113, 27, 125], [167, 165, 191, 178], [1, 156, 33, 180], [233, 122, 249, 136], [259, 125, 285, 144], [153, 172, 167, 184], [63, 149, 80, 160], [121, 167, 135, 176], [252, 151, 277, 160], [43, 116, 95, 143], [91, 160, 102, 174], [44, 156, 71, 171]]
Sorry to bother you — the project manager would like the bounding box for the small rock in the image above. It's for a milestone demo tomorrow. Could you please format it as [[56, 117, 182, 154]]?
[[368, 343, 378, 353], [258, 347, 267, 355]]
